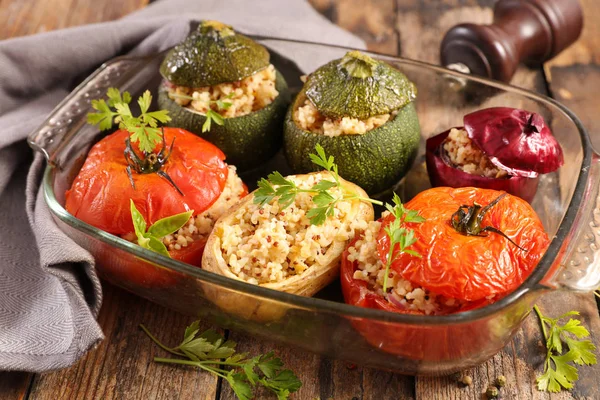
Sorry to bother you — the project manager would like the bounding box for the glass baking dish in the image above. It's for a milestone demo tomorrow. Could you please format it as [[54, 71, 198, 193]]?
[[28, 38, 600, 375]]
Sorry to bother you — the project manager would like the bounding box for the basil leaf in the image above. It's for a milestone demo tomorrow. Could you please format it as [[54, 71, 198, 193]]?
[[147, 210, 194, 238], [130, 199, 147, 239], [145, 236, 171, 258]]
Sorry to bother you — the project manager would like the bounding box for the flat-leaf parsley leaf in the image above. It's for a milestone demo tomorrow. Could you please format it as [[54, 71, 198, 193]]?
[[140, 321, 302, 400], [253, 144, 384, 225], [88, 88, 171, 153], [533, 305, 597, 392]]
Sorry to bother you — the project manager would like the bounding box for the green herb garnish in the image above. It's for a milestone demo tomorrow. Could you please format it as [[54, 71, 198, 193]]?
[[88, 88, 171, 153], [254, 144, 424, 287], [140, 321, 302, 400], [130, 199, 193, 257], [382, 193, 425, 292], [254, 144, 383, 225], [168, 92, 233, 133], [202, 94, 233, 132], [534, 305, 597, 392]]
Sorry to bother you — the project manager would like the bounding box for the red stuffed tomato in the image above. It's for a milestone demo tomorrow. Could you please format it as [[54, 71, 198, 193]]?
[[65, 127, 247, 286], [341, 187, 550, 360]]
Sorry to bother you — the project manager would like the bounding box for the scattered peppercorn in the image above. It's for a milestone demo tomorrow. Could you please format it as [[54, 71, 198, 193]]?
[[460, 375, 473, 386], [496, 375, 507, 387], [486, 385, 499, 398]]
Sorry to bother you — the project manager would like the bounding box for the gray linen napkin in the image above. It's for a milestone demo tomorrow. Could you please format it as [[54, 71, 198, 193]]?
[[0, 0, 363, 372]]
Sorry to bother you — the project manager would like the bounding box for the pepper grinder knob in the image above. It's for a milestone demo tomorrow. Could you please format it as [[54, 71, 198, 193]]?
[[440, 0, 583, 82]]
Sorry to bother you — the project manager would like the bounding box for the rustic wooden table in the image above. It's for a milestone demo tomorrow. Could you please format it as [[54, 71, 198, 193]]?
[[1, 0, 599, 399]]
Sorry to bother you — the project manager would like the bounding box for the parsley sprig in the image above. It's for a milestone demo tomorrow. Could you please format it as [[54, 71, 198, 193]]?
[[534, 305, 597, 392], [382, 193, 425, 292], [254, 145, 424, 280], [140, 321, 302, 400], [88, 88, 171, 153], [254, 144, 384, 225], [169, 92, 233, 132], [130, 199, 193, 257]]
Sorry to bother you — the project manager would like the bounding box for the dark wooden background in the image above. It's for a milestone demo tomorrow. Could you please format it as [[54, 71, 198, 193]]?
[[1, 0, 599, 399]]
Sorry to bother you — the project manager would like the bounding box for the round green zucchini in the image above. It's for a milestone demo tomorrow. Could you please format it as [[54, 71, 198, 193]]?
[[283, 94, 421, 195], [158, 70, 290, 170]]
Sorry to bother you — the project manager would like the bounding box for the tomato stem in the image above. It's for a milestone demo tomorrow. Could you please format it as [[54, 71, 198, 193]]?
[[450, 193, 526, 251], [124, 131, 184, 196]]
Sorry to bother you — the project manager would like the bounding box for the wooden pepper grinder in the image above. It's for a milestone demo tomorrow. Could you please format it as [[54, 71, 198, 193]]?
[[440, 0, 583, 83]]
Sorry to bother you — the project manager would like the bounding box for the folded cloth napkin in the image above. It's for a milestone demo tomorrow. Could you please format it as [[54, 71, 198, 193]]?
[[0, 0, 363, 372]]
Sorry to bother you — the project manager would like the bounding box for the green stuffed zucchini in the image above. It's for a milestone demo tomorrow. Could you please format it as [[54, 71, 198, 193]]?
[[283, 51, 421, 194], [158, 20, 290, 170]]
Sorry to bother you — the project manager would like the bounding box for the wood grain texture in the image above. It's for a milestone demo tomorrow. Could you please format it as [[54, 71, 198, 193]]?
[[0, 373, 32, 400], [308, 0, 399, 55], [544, 0, 600, 151], [0, 0, 149, 40], [537, 3, 600, 396], [1, 1, 599, 400], [219, 332, 415, 400], [391, 1, 600, 399], [27, 284, 219, 400]]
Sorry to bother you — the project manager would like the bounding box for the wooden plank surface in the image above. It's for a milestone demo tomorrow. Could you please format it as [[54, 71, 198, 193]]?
[[0, 0, 149, 39], [0, 2, 151, 400], [540, 1, 600, 395], [0, 372, 30, 400], [388, 1, 600, 399], [219, 332, 415, 400], [219, 1, 416, 399], [28, 284, 219, 400], [1, 0, 600, 400], [309, 0, 399, 55]]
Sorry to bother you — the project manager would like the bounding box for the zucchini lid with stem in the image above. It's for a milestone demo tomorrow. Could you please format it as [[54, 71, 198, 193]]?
[[160, 20, 271, 87], [304, 50, 417, 119]]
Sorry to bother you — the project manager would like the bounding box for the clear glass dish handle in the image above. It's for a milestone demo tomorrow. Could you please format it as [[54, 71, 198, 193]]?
[[543, 152, 600, 292], [27, 58, 143, 166]]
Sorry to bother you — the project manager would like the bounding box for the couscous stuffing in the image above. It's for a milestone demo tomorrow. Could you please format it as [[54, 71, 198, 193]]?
[[218, 173, 369, 285], [166, 64, 279, 118], [443, 128, 508, 178], [294, 97, 394, 137]]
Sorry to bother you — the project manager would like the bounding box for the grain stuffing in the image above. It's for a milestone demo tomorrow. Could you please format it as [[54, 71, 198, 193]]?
[[166, 64, 279, 118], [122, 166, 245, 249], [347, 218, 464, 315], [294, 97, 393, 137], [217, 173, 369, 285], [443, 128, 508, 178]]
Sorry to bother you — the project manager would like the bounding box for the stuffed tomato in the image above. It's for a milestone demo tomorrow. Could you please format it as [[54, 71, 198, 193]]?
[[341, 187, 550, 360], [65, 127, 247, 286]]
